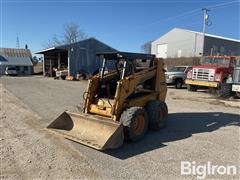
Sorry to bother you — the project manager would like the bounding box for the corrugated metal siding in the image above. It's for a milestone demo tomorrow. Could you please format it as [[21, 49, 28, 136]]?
[[151, 28, 203, 58], [58, 38, 116, 76], [0, 48, 32, 58], [151, 28, 240, 58], [0, 56, 33, 66], [204, 36, 240, 56], [0, 48, 33, 75]]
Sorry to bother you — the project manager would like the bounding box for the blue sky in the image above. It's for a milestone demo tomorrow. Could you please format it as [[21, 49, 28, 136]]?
[[0, 0, 239, 54]]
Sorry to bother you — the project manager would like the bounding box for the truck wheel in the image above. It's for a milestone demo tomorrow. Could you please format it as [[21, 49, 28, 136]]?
[[61, 76, 66, 80], [235, 92, 240, 98], [120, 107, 148, 142], [145, 100, 168, 130], [175, 79, 183, 89], [208, 87, 217, 94], [217, 83, 232, 98], [187, 84, 198, 92]]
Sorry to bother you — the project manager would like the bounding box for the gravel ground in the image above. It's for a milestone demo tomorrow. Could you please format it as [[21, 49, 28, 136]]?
[[1, 76, 240, 179]]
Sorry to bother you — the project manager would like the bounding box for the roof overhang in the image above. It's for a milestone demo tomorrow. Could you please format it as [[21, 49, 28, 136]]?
[[35, 47, 68, 54], [96, 51, 155, 60], [178, 28, 240, 43], [0, 56, 33, 66]]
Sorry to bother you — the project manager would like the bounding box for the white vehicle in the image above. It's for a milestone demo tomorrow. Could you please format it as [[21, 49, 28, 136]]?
[[231, 59, 240, 98], [5, 66, 17, 76], [55, 69, 68, 79], [165, 66, 192, 89]]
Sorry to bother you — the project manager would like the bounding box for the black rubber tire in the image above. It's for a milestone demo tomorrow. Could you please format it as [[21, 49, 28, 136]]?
[[61, 76, 66, 80], [145, 100, 168, 130], [208, 87, 217, 94], [175, 79, 183, 89], [187, 84, 198, 92], [235, 92, 240, 98], [217, 83, 232, 98], [120, 107, 148, 142]]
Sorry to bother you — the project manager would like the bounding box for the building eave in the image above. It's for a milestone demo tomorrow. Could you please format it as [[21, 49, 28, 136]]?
[[176, 28, 240, 43], [34, 47, 68, 54]]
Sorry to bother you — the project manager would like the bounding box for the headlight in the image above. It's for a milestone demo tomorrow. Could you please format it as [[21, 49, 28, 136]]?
[[226, 75, 232, 83], [215, 73, 221, 81], [209, 74, 214, 81], [187, 71, 192, 79], [169, 75, 175, 79]]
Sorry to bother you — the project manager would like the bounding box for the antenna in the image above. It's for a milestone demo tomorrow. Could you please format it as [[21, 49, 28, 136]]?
[[16, 34, 20, 48]]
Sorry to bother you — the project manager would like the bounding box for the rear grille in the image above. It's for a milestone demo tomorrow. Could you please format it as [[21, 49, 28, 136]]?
[[192, 68, 215, 81]]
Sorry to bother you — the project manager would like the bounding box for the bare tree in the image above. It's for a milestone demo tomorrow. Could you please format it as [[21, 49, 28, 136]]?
[[44, 34, 64, 48], [44, 23, 87, 48], [141, 41, 152, 54], [63, 23, 87, 44], [52, 34, 63, 45]]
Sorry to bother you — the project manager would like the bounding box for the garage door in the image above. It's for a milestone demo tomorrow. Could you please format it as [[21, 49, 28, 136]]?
[[157, 44, 167, 58]]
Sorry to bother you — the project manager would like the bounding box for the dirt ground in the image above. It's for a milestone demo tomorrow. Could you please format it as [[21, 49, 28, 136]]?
[[1, 76, 239, 179]]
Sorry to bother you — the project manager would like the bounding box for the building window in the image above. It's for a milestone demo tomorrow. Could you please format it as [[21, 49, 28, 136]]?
[[24, 66, 28, 71]]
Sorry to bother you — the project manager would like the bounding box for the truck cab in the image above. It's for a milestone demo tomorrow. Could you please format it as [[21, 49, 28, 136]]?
[[165, 66, 192, 89], [185, 56, 235, 95]]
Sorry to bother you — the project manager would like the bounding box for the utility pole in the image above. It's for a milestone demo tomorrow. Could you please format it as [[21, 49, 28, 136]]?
[[202, 8, 210, 56]]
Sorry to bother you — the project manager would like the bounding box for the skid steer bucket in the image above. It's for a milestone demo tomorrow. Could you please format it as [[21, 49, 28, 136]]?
[[46, 111, 124, 150]]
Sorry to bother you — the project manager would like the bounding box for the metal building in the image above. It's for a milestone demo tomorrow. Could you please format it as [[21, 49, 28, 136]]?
[[35, 38, 117, 77], [0, 48, 33, 75], [151, 28, 240, 58]]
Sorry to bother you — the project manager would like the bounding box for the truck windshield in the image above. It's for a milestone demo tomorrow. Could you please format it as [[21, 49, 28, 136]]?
[[168, 66, 186, 72], [201, 57, 229, 65]]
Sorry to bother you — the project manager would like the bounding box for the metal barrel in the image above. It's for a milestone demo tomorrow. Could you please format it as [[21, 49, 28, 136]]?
[[46, 111, 124, 150]]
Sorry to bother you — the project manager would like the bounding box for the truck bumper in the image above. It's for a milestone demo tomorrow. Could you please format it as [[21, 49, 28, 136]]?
[[232, 84, 240, 92], [185, 79, 218, 88], [165, 78, 174, 84]]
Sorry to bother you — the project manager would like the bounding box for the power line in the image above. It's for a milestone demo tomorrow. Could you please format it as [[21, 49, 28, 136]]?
[[207, 0, 239, 9], [179, 21, 202, 29], [148, 0, 238, 27], [2, 0, 238, 3], [101, 0, 238, 37]]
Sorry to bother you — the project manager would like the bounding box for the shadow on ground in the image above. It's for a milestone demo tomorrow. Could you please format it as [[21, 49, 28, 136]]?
[[105, 112, 239, 159], [167, 85, 187, 89]]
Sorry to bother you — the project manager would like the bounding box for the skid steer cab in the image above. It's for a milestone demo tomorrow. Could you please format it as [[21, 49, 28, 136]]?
[[47, 52, 168, 150]]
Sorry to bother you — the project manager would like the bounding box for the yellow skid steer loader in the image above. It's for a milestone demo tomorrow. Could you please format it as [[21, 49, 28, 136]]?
[[46, 52, 168, 150]]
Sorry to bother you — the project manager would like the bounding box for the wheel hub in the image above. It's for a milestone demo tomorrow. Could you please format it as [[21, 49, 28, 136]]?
[[133, 115, 145, 135]]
